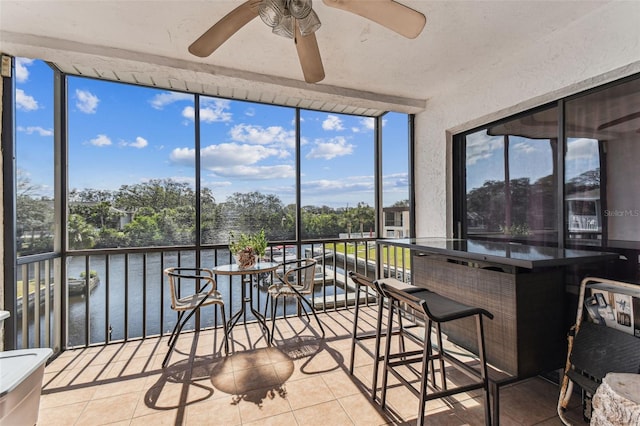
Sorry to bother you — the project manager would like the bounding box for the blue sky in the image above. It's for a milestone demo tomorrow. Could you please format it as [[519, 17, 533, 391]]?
[[15, 58, 409, 208], [465, 127, 597, 190]]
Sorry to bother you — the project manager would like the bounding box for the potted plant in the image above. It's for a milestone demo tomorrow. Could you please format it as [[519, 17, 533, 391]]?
[[228, 229, 268, 269]]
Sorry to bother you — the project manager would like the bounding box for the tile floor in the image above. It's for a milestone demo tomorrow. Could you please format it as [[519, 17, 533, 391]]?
[[38, 307, 586, 425]]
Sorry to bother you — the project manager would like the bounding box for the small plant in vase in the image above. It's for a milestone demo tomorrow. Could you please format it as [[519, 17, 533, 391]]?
[[228, 229, 268, 269]]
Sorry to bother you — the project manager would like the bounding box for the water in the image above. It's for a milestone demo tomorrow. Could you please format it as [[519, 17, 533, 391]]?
[[64, 249, 344, 347], [15, 245, 352, 349]]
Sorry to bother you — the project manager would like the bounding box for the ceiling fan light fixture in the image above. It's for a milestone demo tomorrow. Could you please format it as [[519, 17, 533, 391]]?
[[258, 0, 286, 28], [289, 0, 313, 19], [272, 11, 295, 38], [297, 8, 321, 36]]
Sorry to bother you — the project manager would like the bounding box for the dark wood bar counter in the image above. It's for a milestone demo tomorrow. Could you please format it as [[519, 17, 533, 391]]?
[[378, 238, 619, 378]]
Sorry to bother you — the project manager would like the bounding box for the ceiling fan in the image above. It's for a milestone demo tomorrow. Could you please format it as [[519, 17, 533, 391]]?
[[188, 0, 426, 84]]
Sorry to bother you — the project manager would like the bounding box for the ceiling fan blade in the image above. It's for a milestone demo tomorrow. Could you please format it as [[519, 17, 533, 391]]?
[[188, 0, 261, 57], [322, 0, 426, 39], [295, 23, 325, 83], [597, 112, 640, 130]]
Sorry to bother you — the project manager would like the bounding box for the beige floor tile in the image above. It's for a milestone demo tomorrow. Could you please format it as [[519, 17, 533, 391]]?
[[209, 370, 239, 397], [236, 385, 292, 423], [129, 408, 182, 425], [498, 378, 560, 424], [76, 391, 139, 425], [134, 380, 188, 417], [229, 348, 273, 371], [441, 395, 489, 425], [292, 400, 354, 425], [105, 355, 156, 377], [350, 344, 378, 370], [135, 378, 215, 418], [382, 378, 448, 421], [60, 363, 112, 386], [37, 307, 573, 425], [283, 375, 334, 410], [185, 394, 242, 425], [242, 411, 298, 426], [39, 385, 97, 409], [324, 335, 354, 352], [272, 359, 303, 383], [42, 369, 73, 389], [234, 364, 283, 394], [322, 369, 365, 399], [116, 340, 159, 359], [292, 348, 344, 375], [91, 375, 149, 399], [339, 392, 391, 426], [80, 345, 123, 366], [37, 400, 87, 426], [46, 350, 88, 372], [352, 364, 375, 390]]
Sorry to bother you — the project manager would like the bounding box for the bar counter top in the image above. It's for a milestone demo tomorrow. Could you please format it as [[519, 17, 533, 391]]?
[[382, 237, 620, 270]]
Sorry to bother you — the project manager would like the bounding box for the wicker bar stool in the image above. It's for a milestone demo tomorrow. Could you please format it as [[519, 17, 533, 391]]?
[[348, 271, 423, 400], [379, 281, 494, 426]]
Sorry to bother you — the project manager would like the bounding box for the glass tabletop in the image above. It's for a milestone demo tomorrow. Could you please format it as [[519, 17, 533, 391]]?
[[211, 261, 281, 275]]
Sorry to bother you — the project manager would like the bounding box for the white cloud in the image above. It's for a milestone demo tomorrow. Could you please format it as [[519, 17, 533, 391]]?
[[306, 136, 354, 160], [465, 133, 502, 165], [567, 138, 598, 160], [149, 92, 192, 109], [15, 58, 34, 83], [245, 107, 256, 117], [88, 134, 112, 147], [170, 142, 293, 179], [15, 89, 38, 111], [229, 124, 295, 148], [361, 117, 376, 130], [382, 172, 409, 190], [201, 106, 232, 122], [122, 136, 148, 149], [75, 89, 99, 114], [210, 164, 295, 179], [303, 176, 374, 194], [322, 115, 345, 131], [513, 141, 535, 154], [17, 126, 53, 136], [202, 178, 233, 188], [182, 99, 232, 123], [358, 117, 375, 132], [352, 117, 386, 133], [171, 143, 278, 168], [169, 147, 195, 164]]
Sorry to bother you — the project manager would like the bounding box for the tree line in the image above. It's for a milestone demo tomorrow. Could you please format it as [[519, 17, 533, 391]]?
[[466, 168, 599, 236], [18, 178, 386, 255]]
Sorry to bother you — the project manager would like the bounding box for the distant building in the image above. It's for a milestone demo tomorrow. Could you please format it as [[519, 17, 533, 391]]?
[[109, 207, 134, 229], [383, 206, 409, 238], [566, 189, 602, 239]]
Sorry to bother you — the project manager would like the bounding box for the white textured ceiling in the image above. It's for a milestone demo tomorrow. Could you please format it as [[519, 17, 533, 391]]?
[[0, 0, 612, 116]]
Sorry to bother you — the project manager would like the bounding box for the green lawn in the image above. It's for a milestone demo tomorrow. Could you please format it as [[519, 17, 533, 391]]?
[[325, 242, 411, 268], [16, 280, 41, 299]]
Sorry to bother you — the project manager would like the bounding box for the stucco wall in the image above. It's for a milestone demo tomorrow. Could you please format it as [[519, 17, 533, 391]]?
[[413, 1, 640, 237]]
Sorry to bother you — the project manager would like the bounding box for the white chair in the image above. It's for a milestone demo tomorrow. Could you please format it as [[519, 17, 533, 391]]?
[[163, 267, 228, 367]]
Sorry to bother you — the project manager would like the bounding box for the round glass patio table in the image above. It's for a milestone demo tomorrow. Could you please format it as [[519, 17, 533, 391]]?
[[211, 261, 280, 343]]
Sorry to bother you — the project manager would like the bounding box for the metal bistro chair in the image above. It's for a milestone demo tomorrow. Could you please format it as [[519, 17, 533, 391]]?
[[379, 282, 494, 426], [163, 267, 229, 368], [265, 258, 325, 342], [348, 271, 424, 400]]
